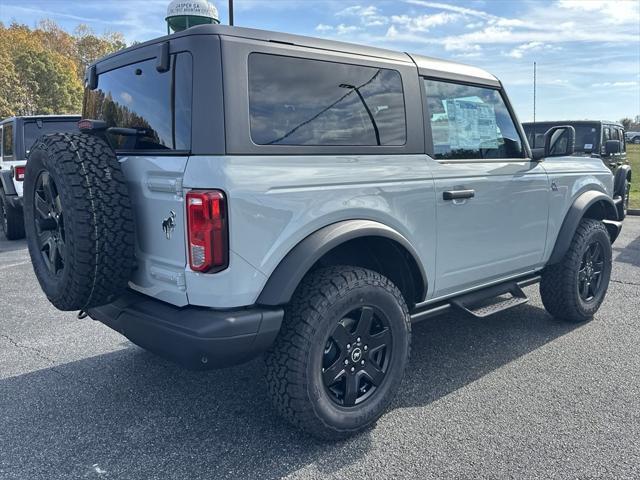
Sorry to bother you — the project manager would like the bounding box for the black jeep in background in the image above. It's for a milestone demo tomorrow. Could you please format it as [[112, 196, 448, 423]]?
[[523, 120, 632, 217]]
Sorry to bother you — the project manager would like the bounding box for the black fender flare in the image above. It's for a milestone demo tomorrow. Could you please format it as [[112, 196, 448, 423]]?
[[613, 164, 631, 197], [0, 170, 17, 196], [257, 220, 428, 306], [547, 191, 620, 265]]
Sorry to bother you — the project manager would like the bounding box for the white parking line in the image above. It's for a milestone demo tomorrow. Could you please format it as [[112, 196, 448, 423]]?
[[0, 261, 30, 270]]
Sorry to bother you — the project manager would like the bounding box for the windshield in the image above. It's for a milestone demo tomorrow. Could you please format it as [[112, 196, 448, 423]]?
[[23, 120, 79, 156], [524, 123, 600, 153]]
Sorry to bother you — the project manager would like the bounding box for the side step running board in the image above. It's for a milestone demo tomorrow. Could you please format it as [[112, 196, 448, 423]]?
[[451, 283, 528, 318], [410, 275, 540, 323]]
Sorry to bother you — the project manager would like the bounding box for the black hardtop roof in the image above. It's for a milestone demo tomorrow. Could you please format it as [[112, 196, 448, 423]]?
[[88, 24, 497, 84], [522, 120, 622, 127]]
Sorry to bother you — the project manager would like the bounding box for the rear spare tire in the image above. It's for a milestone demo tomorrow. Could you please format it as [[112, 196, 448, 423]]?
[[24, 133, 135, 311]]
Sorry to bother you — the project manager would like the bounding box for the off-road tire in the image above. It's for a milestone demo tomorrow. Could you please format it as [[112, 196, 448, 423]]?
[[623, 179, 630, 217], [265, 266, 411, 440], [0, 187, 25, 240], [24, 133, 135, 311], [540, 219, 612, 323]]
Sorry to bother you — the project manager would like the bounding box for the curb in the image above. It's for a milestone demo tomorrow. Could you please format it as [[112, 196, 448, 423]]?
[[628, 209, 640, 216]]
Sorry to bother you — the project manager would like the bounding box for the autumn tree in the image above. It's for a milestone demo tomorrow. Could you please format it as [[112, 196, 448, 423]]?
[[0, 20, 126, 118]]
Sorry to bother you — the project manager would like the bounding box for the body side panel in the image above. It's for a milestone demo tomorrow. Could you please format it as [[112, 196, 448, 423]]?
[[182, 154, 437, 308], [430, 159, 550, 297], [540, 156, 614, 262]]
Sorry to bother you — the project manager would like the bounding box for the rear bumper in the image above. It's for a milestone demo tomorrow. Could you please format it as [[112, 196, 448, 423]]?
[[88, 291, 284, 370]]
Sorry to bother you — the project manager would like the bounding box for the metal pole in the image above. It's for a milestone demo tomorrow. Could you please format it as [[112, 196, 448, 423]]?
[[533, 61, 536, 125], [229, 0, 234, 25], [533, 61, 537, 146]]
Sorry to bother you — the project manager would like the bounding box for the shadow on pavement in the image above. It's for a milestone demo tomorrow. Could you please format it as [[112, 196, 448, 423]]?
[[0, 237, 27, 254], [614, 234, 640, 267], [0, 302, 579, 479]]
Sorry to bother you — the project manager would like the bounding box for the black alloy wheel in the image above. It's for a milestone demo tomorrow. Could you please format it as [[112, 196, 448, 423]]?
[[322, 306, 392, 407], [33, 170, 65, 276], [578, 241, 604, 302]]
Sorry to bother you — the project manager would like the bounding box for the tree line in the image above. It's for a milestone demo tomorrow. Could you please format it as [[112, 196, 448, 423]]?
[[0, 20, 126, 119]]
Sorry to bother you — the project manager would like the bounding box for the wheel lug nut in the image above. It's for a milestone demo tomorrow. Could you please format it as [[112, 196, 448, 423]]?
[[344, 359, 349, 365], [361, 360, 365, 365], [356, 337, 361, 342], [346, 343, 351, 349], [350, 367, 355, 372], [364, 345, 368, 351]]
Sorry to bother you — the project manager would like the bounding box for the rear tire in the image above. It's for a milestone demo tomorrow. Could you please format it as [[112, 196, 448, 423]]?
[[540, 219, 612, 323], [265, 266, 411, 440], [0, 188, 25, 240], [24, 133, 135, 311], [623, 179, 630, 217]]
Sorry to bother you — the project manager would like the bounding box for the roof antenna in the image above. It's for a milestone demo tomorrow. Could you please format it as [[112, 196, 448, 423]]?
[[533, 61, 537, 147], [229, 0, 234, 25]]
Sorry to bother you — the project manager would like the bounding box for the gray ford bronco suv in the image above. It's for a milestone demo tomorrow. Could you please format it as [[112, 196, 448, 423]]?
[[0, 115, 79, 239], [24, 25, 622, 439]]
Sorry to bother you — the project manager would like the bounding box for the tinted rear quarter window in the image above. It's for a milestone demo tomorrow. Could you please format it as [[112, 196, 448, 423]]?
[[2, 124, 13, 159], [23, 121, 79, 155], [83, 53, 192, 152], [248, 53, 406, 146]]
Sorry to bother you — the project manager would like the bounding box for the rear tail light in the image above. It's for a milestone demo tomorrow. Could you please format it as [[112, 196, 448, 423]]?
[[186, 190, 228, 273], [14, 166, 25, 181]]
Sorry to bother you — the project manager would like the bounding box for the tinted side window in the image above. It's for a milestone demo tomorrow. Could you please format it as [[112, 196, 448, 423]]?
[[23, 121, 80, 155], [83, 53, 192, 151], [2, 124, 13, 158], [423, 79, 524, 159], [248, 53, 406, 146]]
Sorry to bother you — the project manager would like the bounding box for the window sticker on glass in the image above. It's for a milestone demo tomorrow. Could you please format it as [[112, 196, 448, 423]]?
[[445, 98, 498, 151]]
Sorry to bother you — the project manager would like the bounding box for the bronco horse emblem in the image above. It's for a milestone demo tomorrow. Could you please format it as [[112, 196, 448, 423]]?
[[162, 210, 177, 240]]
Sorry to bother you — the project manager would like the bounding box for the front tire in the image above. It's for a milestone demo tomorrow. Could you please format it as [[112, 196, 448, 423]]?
[[540, 219, 612, 323], [265, 266, 411, 439]]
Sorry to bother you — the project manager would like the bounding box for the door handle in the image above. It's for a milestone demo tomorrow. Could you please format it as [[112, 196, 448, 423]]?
[[443, 189, 475, 200]]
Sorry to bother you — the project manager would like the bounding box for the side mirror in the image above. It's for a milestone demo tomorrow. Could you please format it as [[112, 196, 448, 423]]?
[[604, 139, 621, 156], [544, 125, 575, 158]]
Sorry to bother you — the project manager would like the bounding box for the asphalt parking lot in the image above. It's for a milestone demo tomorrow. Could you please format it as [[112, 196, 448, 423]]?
[[1, 218, 639, 480]]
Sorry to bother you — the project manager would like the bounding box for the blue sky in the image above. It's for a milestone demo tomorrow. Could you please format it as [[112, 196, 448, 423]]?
[[1, 0, 639, 122]]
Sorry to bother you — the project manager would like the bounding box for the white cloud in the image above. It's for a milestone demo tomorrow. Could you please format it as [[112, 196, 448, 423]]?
[[336, 24, 361, 35], [591, 81, 639, 87], [557, 0, 640, 25], [337, 5, 388, 27], [119, 91, 133, 104], [315, 24, 333, 32], [390, 12, 459, 32], [406, 1, 492, 20], [506, 41, 544, 59]]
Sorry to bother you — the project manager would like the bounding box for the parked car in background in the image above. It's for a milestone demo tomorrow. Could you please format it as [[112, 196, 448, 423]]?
[[0, 115, 80, 239], [625, 131, 640, 144], [523, 120, 632, 218]]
